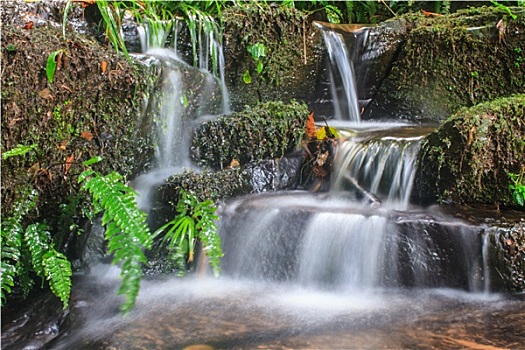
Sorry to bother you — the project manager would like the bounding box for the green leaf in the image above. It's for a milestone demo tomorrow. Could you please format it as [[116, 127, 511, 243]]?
[[2, 144, 37, 160], [243, 70, 252, 84], [513, 190, 524, 206], [46, 49, 64, 83], [256, 61, 264, 74], [83, 156, 103, 166]]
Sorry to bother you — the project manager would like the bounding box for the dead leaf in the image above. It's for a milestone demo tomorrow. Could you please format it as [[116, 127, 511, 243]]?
[[497, 19, 506, 43], [227, 159, 240, 168], [65, 154, 74, 175], [421, 10, 442, 17], [101, 60, 108, 74], [58, 140, 67, 150], [23, 21, 34, 30], [57, 51, 64, 71], [39, 88, 53, 100], [305, 111, 317, 140], [61, 84, 73, 93], [468, 126, 476, 146], [81, 131, 93, 141]]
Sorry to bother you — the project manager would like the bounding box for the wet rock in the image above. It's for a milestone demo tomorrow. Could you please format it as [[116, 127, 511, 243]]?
[[364, 6, 525, 122], [221, 4, 328, 113], [191, 100, 307, 170], [414, 94, 525, 208]]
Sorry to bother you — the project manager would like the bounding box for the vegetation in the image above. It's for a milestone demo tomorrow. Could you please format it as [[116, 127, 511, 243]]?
[[78, 157, 154, 313], [155, 189, 222, 277], [1, 150, 72, 309], [192, 100, 307, 169], [417, 94, 525, 208], [509, 168, 525, 206]]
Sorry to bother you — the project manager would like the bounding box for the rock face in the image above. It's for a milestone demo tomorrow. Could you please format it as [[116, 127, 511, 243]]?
[[364, 7, 525, 122], [221, 5, 328, 113], [414, 94, 525, 208], [1, 21, 157, 232], [191, 100, 307, 170]]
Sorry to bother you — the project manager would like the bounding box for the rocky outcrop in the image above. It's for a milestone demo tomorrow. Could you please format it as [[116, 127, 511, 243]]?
[[364, 6, 525, 122], [1, 19, 158, 232], [414, 94, 525, 208]]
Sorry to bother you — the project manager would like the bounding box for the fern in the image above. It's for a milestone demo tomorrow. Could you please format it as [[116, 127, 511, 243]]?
[[1, 151, 72, 309], [155, 189, 223, 277], [42, 250, 72, 308], [24, 223, 52, 278], [79, 157, 153, 313]]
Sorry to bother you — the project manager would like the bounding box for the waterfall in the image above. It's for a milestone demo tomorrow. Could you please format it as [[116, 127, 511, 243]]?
[[132, 19, 230, 210], [320, 29, 361, 122], [331, 135, 424, 209], [218, 192, 491, 292]]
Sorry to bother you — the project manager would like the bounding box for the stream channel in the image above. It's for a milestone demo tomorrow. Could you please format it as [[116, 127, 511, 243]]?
[[3, 18, 525, 350]]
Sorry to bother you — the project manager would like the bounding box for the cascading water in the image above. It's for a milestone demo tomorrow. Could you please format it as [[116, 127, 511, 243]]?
[[319, 27, 361, 122], [132, 19, 230, 210]]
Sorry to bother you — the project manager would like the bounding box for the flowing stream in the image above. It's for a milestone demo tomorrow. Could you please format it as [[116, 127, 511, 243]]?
[[2, 19, 524, 350]]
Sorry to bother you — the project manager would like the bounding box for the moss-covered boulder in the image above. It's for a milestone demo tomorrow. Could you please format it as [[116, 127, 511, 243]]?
[[365, 6, 525, 122], [191, 100, 307, 170], [1, 23, 157, 231], [415, 94, 525, 208], [221, 4, 327, 112]]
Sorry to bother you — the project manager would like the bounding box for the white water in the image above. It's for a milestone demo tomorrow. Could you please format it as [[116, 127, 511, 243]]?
[[322, 29, 361, 122], [331, 136, 423, 209], [133, 19, 230, 210]]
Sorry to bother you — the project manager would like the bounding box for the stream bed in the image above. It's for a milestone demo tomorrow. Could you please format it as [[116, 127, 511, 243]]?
[[15, 270, 524, 349]]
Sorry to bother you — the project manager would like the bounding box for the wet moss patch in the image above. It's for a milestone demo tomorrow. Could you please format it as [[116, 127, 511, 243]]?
[[1, 23, 155, 231], [416, 94, 525, 207], [191, 100, 308, 170], [367, 6, 525, 121]]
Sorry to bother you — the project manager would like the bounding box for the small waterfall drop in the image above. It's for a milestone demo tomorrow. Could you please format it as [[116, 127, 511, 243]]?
[[320, 28, 361, 122], [133, 19, 230, 210], [331, 133, 424, 209]]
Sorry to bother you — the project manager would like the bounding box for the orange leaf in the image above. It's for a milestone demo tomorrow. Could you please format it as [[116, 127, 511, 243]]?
[[81, 131, 93, 141], [58, 140, 67, 150], [421, 10, 442, 17], [65, 154, 74, 175], [305, 111, 317, 140], [23, 21, 34, 30], [101, 60, 108, 74]]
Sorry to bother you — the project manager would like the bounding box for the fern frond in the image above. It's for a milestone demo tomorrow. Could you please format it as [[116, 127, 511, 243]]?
[[79, 166, 153, 313], [42, 250, 72, 309], [24, 223, 52, 278], [156, 189, 222, 276]]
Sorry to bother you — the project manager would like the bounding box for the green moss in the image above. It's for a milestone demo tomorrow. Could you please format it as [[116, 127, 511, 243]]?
[[372, 6, 525, 121], [191, 100, 308, 169], [417, 94, 525, 207], [1, 24, 156, 241], [222, 3, 325, 110]]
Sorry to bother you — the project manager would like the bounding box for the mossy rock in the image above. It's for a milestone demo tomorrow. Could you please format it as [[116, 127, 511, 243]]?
[[221, 4, 327, 112], [415, 94, 525, 208], [191, 100, 308, 170], [1, 23, 157, 232], [365, 6, 525, 122]]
